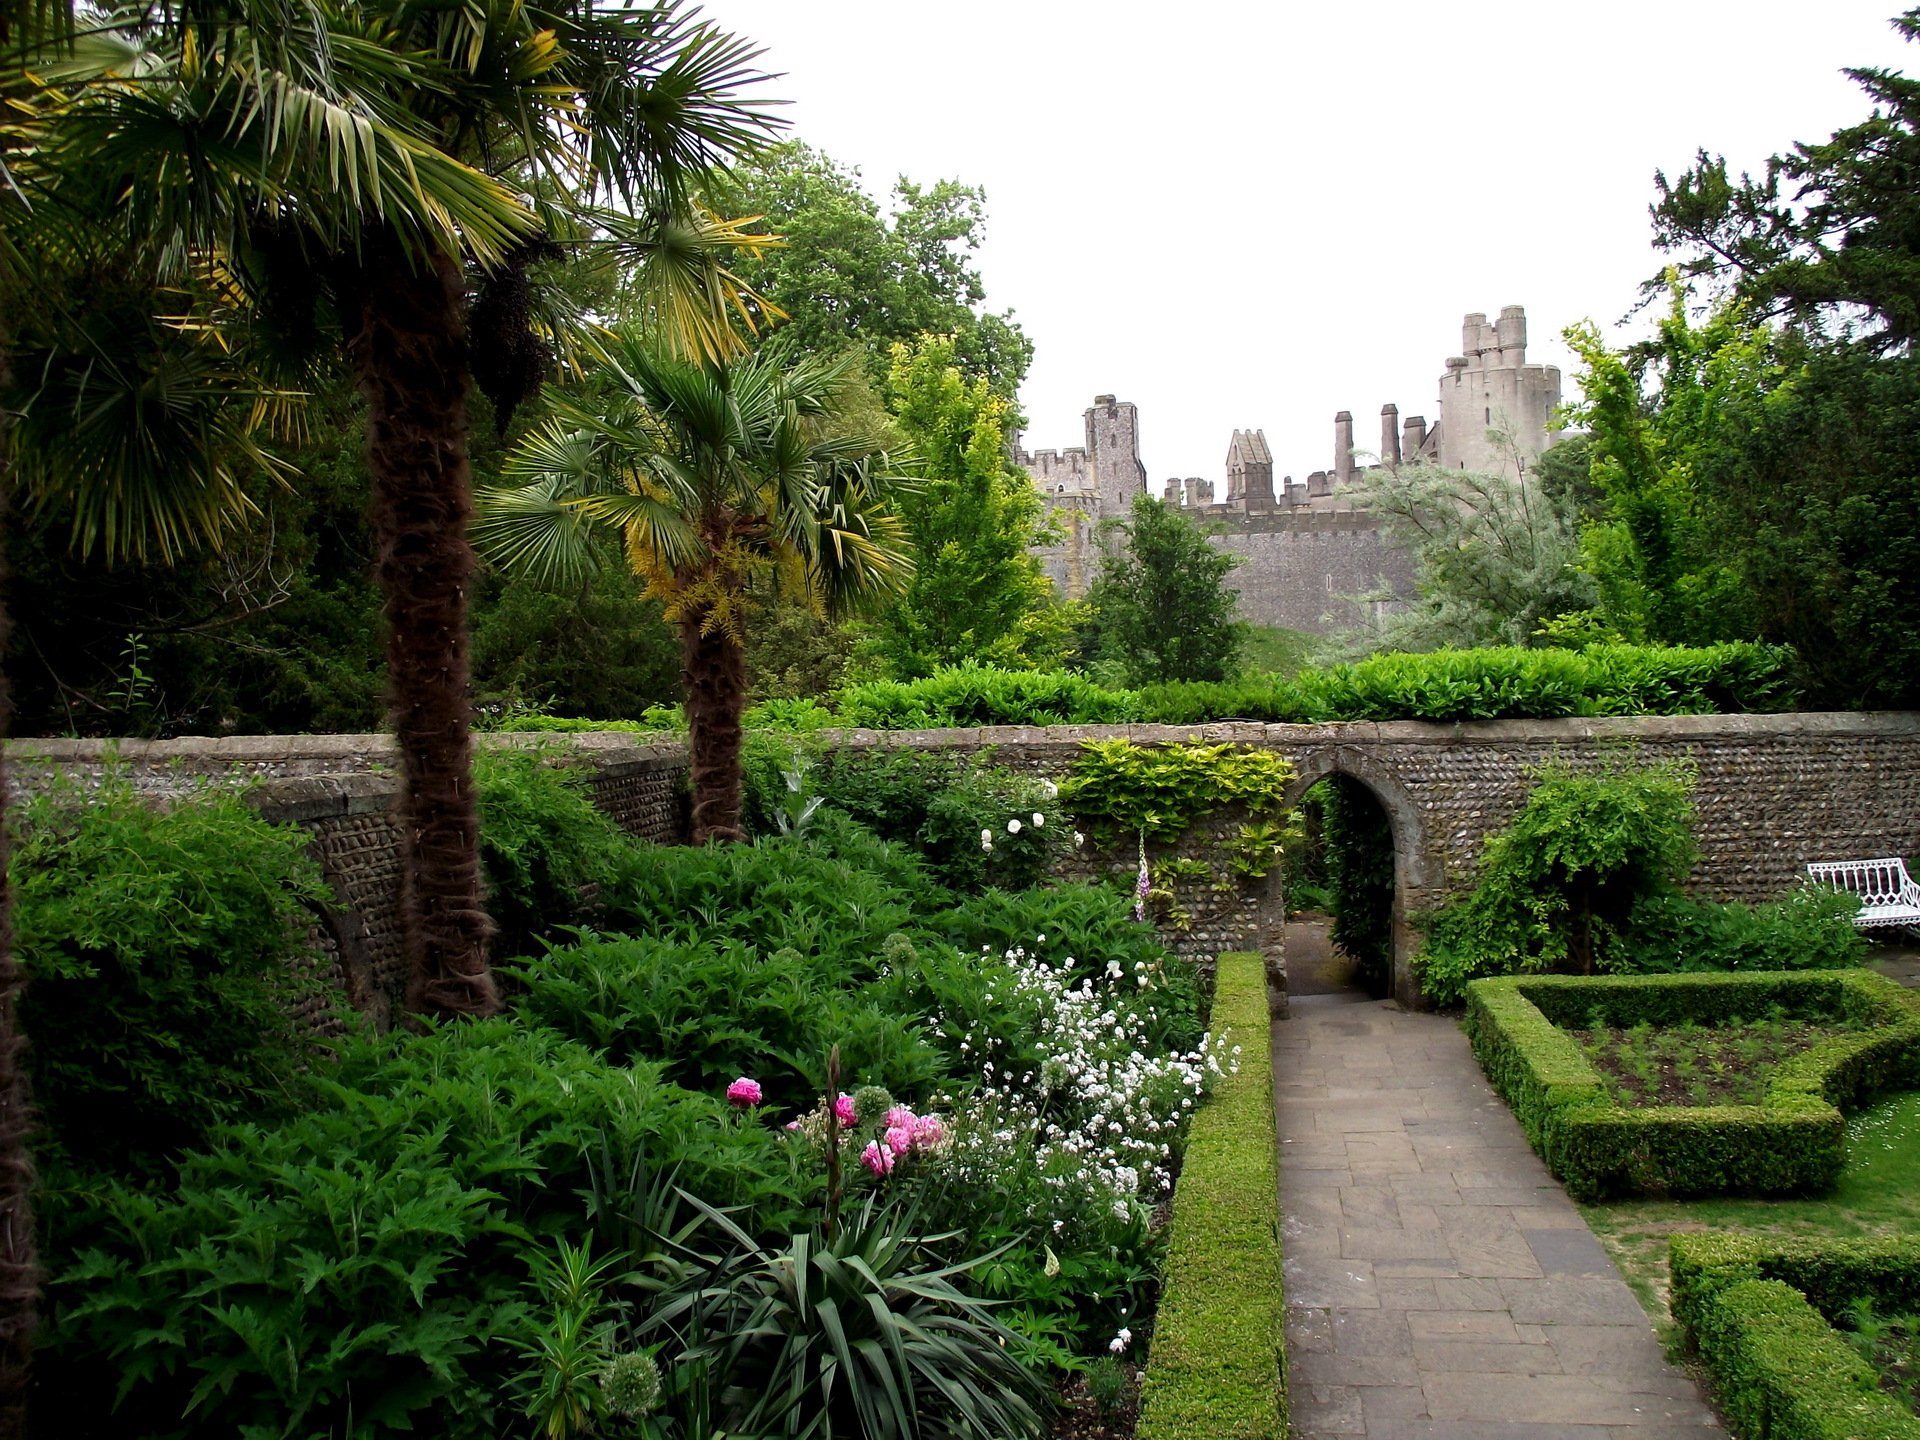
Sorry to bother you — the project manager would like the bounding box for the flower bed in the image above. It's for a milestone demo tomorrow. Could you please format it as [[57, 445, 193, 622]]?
[[1135, 952, 1285, 1440], [1671, 1232, 1920, 1439], [1464, 970, 1920, 1198]]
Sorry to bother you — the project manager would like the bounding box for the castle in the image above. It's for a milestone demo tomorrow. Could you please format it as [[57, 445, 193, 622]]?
[[1015, 306, 1563, 636]]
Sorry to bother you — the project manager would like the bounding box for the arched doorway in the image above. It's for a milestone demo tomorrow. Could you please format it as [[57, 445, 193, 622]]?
[[1280, 750, 1434, 1007]]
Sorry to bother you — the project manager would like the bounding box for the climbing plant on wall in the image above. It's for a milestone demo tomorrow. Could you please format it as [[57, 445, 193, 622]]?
[[1059, 740, 1295, 843]]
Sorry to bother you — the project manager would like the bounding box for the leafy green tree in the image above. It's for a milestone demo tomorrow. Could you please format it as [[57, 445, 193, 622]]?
[[704, 142, 1034, 399], [1339, 452, 1592, 655], [1079, 496, 1244, 685], [1652, 8, 1920, 349], [474, 342, 914, 841], [877, 337, 1063, 676]]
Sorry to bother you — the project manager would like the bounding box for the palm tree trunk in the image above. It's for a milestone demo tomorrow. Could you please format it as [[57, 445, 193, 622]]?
[[344, 233, 499, 1018], [681, 607, 748, 844], [0, 467, 38, 1440]]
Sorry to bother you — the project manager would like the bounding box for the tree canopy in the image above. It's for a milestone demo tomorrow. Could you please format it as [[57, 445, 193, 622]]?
[[1078, 496, 1244, 686]]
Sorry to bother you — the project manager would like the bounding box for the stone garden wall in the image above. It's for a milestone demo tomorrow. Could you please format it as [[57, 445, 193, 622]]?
[[14, 711, 1919, 1012]]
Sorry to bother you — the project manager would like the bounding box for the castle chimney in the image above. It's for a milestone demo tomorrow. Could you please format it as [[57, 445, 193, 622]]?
[[1162, 478, 1182, 505], [1402, 413, 1428, 460], [1381, 404, 1401, 468], [1333, 410, 1356, 487], [1307, 469, 1331, 499]]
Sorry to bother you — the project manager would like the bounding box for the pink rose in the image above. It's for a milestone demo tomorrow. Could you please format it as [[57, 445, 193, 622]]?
[[860, 1140, 894, 1177], [726, 1078, 762, 1108], [784, 1119, 802, 1132], [883, 1105, 917, 1130], [885, 1125, 913, 1157], [833, 1093, 858, 1126]]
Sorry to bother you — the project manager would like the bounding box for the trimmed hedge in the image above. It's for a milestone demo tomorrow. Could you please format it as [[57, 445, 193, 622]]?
[[1671, 1233, 1920, 1440], [1136, 952, 1285, 1440], [1464, 970, 1920, 1199], [832, 643, 1796, 730]]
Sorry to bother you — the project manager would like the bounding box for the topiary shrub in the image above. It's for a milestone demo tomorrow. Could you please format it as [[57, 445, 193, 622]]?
[[13, 775, 329, 1183]]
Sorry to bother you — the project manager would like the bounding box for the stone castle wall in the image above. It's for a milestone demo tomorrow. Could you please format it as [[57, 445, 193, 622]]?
[[15, 712, 1918, 1013]]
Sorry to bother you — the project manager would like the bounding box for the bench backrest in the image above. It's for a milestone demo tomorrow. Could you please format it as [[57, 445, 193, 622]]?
[[1806, 857, 1917, 908]]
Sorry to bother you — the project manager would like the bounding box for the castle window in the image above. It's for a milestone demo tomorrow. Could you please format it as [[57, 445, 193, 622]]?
[[1485, 406, 1491, 424], [1324, 573, 1333, 593]]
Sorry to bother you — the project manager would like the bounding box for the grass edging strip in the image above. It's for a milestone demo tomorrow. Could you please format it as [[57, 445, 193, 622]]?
[[1136, 950, 1284, 1439], [1670, 1233, 1920, 1440], [1463, 970, 1920, 1198]]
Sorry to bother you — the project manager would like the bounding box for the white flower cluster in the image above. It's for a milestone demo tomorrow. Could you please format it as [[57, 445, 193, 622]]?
[[930, 941, 1238, 1245]]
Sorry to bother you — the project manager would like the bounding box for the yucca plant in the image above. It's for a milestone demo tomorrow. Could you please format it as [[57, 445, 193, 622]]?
[[639, 1194, 1050, 1440]]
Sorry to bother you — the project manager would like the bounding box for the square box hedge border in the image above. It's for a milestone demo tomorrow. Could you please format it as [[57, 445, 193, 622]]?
[[1462, 970, 1920, 1199], [1671, 1233, 1920, 1440], [1135, 951, 1285, 1440]]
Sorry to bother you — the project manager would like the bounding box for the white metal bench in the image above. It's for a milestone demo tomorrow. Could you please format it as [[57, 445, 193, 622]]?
[[1806, 857, 1920, 930]]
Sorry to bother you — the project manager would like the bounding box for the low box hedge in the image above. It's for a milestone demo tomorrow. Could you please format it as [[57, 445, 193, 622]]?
[[1671, 1233, 1920, 1440], [1136, 951, 1285, 1440], [1463, 970, 1920, 1199]]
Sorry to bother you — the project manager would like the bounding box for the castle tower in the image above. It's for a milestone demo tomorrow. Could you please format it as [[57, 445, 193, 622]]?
[[1225, 429, 1274, 506], [1185, 476, 1214, 507], [1437, 305, 1561, 475], [1086, 394, 1148, 517]]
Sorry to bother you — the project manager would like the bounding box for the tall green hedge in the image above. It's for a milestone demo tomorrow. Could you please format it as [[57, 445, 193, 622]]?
[[1671, 1234, 1920, 1440], [1135, 952, 1285, 1439], [1464, 971, 1920, 1198]]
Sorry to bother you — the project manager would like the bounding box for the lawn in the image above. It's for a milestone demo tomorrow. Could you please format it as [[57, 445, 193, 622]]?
[[1581, 1088, 1920, 1341]]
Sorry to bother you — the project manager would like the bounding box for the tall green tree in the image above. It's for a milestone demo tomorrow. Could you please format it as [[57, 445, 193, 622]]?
[[877, 336, 1062, 676], [703, 142, 1033, 400], [1079, 495, 1244, 685], [474, 342, 914, 840]]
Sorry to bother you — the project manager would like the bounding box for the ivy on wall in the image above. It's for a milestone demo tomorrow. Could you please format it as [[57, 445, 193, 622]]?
[[1059, 740, 1295, 844]]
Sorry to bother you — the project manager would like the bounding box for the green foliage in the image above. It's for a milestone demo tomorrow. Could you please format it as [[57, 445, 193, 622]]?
[[1628, 888, 1867, 975], [44, 1022, 796, 1439], [1418, 762, 1701, 1003], [508, 932, 944, 1110], [1670, 1233, 1920, 1440], [1463, 970, 1920, 1199], [837, 662, 1137, 729], [700, 141, 1034, 401], [1317, 778, 1395, 998], [1078, 496, 1245, 686], [1337, 455, 1593, 655], [1135, 954, 1285, 1440], [642, 1196, 1051, 1440], [12, 775, 328, 1183], [878, 337, 1066, 676], [809, 748, 1067, 893], [831, 643, 1797, 730], [475, 748, 632, 958], [471, 562, 682, 721], [1059, 741, 1295, 843]]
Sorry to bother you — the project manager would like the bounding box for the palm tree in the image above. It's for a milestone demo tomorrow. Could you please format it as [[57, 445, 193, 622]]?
[[20, 0, 784, 1015], [475, 342, 915, 841]]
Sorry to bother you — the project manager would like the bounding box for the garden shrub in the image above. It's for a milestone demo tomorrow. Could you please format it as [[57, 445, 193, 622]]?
[[1058, 739, 1293, 844], [475, 747, 631, 958], [1417, 760, 1700, 1004], [509, 932, 945, 1109], [43, 1022, 799, 1439], [1464, 971, 1920, 1198], [1628, 887, 1867, 974], [932, 885, 1203, 1049], [12, 775, 329, 1183], [1670, 1233, 1920, 1440], [1136, 953, 1285, 1440], [836, 662, 1137, 729]]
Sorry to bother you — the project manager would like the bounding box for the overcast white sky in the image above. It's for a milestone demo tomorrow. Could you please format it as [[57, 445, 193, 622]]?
[[701, 1, 1914, 484]]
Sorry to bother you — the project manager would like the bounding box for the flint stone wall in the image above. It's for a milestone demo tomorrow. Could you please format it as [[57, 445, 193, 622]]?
[[12, 711, 1917, 1012]]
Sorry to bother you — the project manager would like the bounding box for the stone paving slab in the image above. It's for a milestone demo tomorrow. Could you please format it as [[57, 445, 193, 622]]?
[[1277, 991, 1723, 1440]]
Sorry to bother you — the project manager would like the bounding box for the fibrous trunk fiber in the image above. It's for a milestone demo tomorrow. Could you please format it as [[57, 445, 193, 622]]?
[[681, 608, 748, 844], [346, 234, 499, 1018]]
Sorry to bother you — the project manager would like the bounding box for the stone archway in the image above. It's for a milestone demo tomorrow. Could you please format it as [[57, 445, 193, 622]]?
[[1282, 746, 1438, 1007]]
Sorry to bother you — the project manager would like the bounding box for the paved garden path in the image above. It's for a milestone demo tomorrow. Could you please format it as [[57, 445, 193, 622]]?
[[1276, 985, 1726, 1440]]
